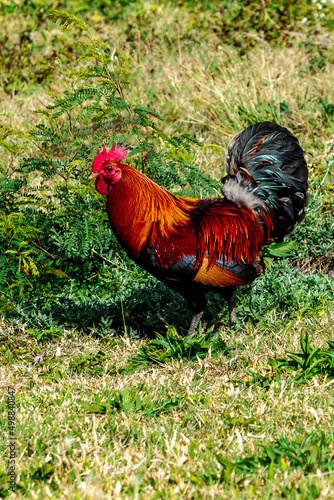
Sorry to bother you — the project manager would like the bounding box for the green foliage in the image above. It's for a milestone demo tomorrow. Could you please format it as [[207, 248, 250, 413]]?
[[130, 326, 232, 366], [0, 211, 46, 298], [239, 260, 334, 324], [82, 382, 210, 417], [271, 333, 334, 380], [0, 126, 30, 153], [292, 177, 334, 265], [69, 349, 115, 375], [26, 326, 63, 341], [218, 431, 334, 480], [262, 240, 298, 268]]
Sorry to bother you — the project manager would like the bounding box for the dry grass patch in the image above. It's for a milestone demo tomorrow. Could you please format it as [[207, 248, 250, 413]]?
[[132, 41, 334, 180]]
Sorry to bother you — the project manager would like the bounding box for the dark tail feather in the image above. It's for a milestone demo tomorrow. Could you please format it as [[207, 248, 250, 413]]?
[[223, 121, 309, 241]]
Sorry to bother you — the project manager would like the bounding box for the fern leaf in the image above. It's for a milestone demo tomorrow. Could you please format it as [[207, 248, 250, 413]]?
[[48, 10, 91, 37]]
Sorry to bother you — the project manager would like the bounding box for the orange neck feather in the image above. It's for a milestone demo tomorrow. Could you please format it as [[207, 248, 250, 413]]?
[[105, 163, 198, 257]]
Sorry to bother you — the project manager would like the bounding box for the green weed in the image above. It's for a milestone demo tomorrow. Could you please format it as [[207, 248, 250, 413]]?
[[82, 382, 211, 419], [69, 349, 115, 376], [128, 326, 232, 366], [218, 431, 334, 479], [272, 333, 334, 380]]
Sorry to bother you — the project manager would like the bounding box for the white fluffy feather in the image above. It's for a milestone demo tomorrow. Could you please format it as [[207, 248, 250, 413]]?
[[222, 175, 267, 212]]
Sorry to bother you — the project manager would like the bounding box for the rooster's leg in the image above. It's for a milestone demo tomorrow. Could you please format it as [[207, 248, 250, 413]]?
[[186, 293, 206, 336], [227, 289, 236, 327], [218, 287, 236, 328], [188, 311, 204, 336]]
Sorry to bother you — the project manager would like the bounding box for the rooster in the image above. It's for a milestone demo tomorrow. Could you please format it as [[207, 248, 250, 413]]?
[[88, 122, 309, 334]]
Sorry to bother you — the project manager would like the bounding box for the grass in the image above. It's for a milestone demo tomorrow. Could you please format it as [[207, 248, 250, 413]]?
[[1, 311, 334, 498], [1, 0, 334, 498]]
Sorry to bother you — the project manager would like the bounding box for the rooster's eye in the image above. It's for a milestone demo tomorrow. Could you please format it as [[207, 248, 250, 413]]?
[[106, 167, 113, 172]]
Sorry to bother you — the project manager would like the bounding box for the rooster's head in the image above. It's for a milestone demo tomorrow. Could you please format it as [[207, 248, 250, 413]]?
[[88, 144, 128, 196]]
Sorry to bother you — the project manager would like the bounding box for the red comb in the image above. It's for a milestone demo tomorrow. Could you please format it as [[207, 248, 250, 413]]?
[[92, 143, 129, 171]]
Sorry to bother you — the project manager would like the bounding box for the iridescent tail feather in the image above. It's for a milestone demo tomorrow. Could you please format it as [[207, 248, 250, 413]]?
[[222, 121, 309, 242]]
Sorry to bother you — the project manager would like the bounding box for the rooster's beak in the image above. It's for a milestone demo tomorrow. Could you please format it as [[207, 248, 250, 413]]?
[[87, 172, 99, 181]]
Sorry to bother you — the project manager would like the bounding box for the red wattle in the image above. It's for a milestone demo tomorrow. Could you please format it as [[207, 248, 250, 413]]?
[[95, 176, 112, 196]]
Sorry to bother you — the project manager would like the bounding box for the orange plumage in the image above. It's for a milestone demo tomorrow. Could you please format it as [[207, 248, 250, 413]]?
[[89, 122, 309, 334]]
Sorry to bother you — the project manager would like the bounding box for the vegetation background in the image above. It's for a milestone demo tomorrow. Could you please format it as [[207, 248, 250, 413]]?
[[0, 0, 334, 498]]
